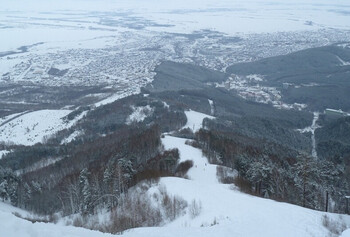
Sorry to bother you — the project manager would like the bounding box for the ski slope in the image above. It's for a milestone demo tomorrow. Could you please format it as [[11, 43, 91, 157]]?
[[123, 110, 350, 237], [182, 110, 214, 133]]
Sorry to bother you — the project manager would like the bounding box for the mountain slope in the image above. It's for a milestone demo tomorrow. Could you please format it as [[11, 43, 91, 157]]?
[[226, 45, 350, 111], [1, 110, 349, 236], [122, 111, 350, 237]]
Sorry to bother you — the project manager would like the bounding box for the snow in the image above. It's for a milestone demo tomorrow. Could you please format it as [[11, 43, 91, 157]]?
[[0, 0, 350, 60], [337, 56, 350, 66], [126, 105, 154, 125], [0, 28, 114, 52], [0, 109, 349, 237], [123, 109, 349, 236], [246, 74, 264, 82], [208, 99, 214, 116], [0, 1, 349, 235], [162, 136, 217, 184], [0, 112, 26, 126], [1, 0, 349, 93], [0, 150, 10, 159], [0, 110, 85, 146], [342, 229, 350, 237], [296, 112, 320, 158], [94, 89, 140, 107], [162, 101, 170, 109], [123, 134, 350, 236], [60, 130, 83, 145], [2, 0, 350, 36], [182, 110, 214, 133], [0, 202, 115, 237]]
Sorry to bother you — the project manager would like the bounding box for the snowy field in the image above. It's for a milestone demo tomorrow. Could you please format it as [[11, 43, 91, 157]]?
[[2, 0, 350, 51], [2, 0, 350, 52], [0, 110, 86, 146]]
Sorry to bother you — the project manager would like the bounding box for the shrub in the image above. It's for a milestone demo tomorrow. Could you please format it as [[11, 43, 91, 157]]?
[[189, 199, 202, 219], [107, 182, 187, 234], [159, 185, 187, 221], [322, 215, 347, 236], [173, 128, 195, 139], [175, 160, 194, 177], [12, 211, 50, 224], [72, 215, 84, 227]]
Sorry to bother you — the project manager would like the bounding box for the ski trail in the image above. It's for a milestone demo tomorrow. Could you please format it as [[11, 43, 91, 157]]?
[[296, 112, 320, 158], [208, 99, 214, 116]]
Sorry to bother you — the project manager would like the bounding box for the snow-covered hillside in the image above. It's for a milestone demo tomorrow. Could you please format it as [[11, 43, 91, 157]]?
[[122, 110, 350, 236], [0, 202, 115, 237], [1, 109, 350, 236], [0, 110, 86, 146]]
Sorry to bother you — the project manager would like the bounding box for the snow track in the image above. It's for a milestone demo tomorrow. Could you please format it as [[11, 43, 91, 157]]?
[[296, 112, 320, 159]]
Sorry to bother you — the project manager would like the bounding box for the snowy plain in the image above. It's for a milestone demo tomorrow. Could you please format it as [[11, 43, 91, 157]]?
[[2, 0, 350, 50], [1, 0, 350, 75]]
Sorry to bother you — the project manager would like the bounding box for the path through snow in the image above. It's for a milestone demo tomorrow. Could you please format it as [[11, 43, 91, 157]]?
[[297, 112, 320, 158]]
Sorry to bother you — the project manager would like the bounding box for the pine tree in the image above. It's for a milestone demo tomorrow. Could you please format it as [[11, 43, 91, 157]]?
[[0, 179, 8, 201], [246, 159, 272, 195], [103, 164, 120, 208], [292, 156, 319, 209], [118, 158, 135, 193]]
